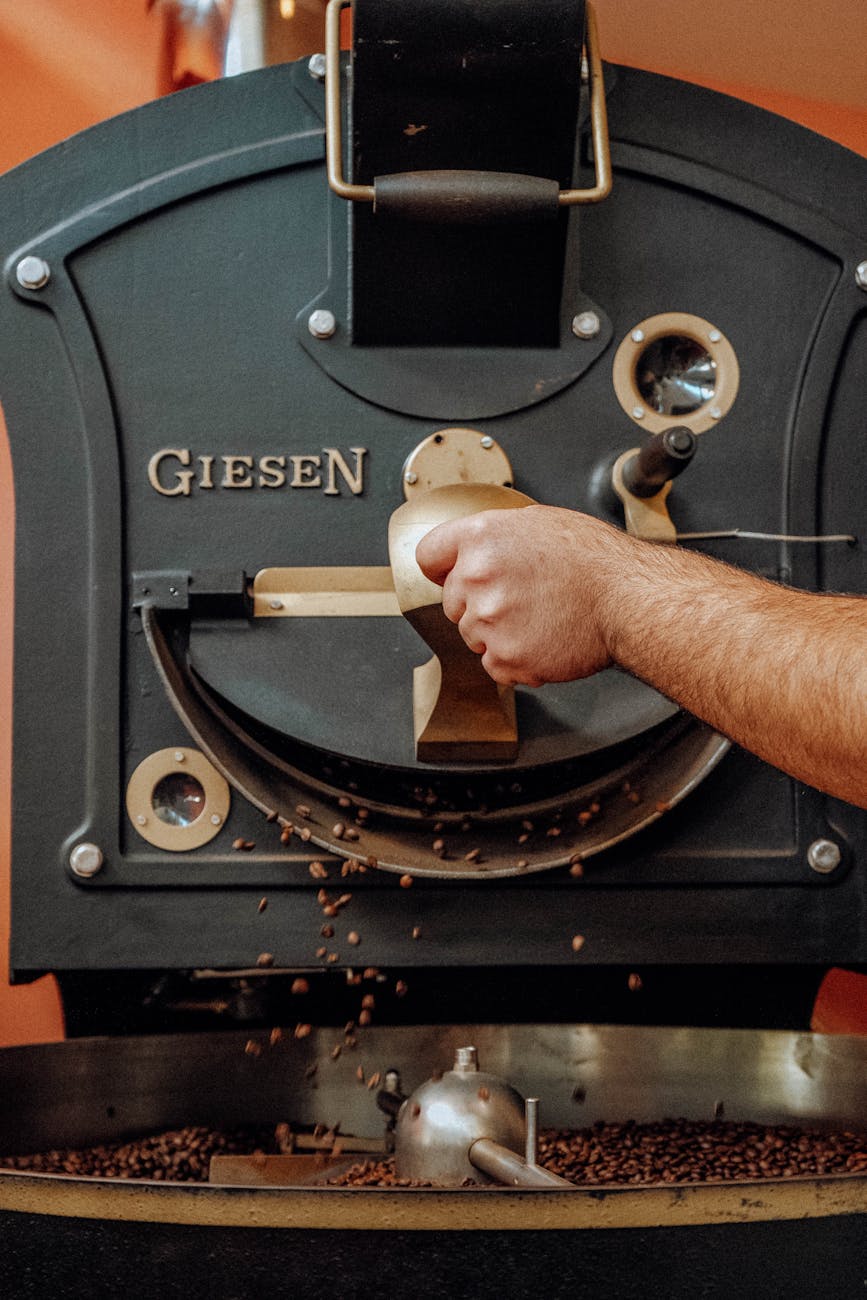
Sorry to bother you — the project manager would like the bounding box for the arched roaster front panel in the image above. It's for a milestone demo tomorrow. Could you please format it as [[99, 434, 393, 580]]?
[[3, 21, 866, 976]]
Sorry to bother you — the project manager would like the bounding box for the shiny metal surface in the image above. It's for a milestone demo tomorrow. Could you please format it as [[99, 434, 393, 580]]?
[[394, 1047, 526, 1185], [1, 1025, 865, 1160]]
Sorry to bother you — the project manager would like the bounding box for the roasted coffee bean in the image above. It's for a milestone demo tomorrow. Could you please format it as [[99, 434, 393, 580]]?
[[399, 874, 413, 889], [321, 924, 335, 938], [269, 1027, 283, 1046], [628, 972, 643, 992], [291, 978, 310, 995], [347, 931, 361, 946], [338, 796, 352, 809], [395, 980, 408, 997], [280, 826, 294, 844], [256, 952, 274, 968], [332, 822, 346, 840], [358, 1009, 372, 1026], [464, 848, 481, 862], [296, 805, 311, 819], [571, 935, 586, 953], [366, 1072, 382, 1091], [294, 1023, 312, 1039], [362, 967, 380, 979], [257, 897, 268, 913], [411, 925, 422, 940], [361, 994, 375, 1010], [309, 861, 328, 880], [569, 861, 584, 878]]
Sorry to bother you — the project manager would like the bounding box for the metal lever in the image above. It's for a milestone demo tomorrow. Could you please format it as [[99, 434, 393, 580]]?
[[612, 428, 697, 542], [388, 482, 534, 762]]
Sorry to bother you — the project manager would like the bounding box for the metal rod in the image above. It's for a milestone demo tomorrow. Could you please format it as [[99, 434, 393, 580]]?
[[525, 1097, 539, 1166], [469, 1137, 574, 1188]]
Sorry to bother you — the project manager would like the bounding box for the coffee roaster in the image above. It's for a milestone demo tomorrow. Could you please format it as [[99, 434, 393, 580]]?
[[1, 1, 866, 1293]]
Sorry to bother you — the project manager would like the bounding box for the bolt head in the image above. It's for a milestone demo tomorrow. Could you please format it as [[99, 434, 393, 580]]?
[[632, 405, 645, 419], [709, 405, 723, 419], [174, 750, 186, 763], [855, 261, 867, 290], [16, 255, 50, 290], [572, 310, 601, 340], [70, 842, 104, 878], [308, 52, 327, 81], [708, 329, 722, 343], [807, 838, 841, 874], [479, 436, 494, 449], [269, 598, 284, 610], [308, 308, 336, 339], [404, 470, 418, 485], [630, 328, 645, 343]]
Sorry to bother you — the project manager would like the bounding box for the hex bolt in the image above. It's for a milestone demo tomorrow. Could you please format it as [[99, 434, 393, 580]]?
[[572, 310, 600, 339], [308, 52, 327, 81], [69, 842, 104, 878], [308, 308, 336, 339], [16, 255, 50, 290], [807, 838, 842, 874]]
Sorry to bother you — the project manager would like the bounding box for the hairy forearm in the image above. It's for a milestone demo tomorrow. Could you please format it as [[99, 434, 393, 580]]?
[[593, 534, 867, 807]]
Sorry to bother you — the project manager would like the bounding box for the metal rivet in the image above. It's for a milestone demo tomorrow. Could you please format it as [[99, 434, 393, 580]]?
[[308, 52, 327, 81], [136, 814, 148, 826], [269, 598, 284, 610], [709, 405, 723, 419], [708, 329, 722, 343], [404, 470, 418, 485], [630, 328, 645, 343], [855, 261, 867, 291], [572, 310, 600, 339], [480, 436, 494, 449], [174, 750, 186, 763], [70, 842, 104, 878], [807, 838, 841, 874], [632, 405, 645, 419], [16, 255, 51, 290], [210, 813, 222, 827], [308, 309, 336, 339]]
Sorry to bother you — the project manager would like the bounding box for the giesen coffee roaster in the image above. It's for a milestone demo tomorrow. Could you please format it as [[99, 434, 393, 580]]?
[[1, 0, 866, 1291]]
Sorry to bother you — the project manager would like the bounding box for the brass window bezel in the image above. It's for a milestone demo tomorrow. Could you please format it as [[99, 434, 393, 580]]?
[[126, 748, 230, 852], [612, 312, 739, 434]]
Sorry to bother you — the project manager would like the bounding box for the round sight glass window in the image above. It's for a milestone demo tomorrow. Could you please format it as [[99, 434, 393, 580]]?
[[152, 773, 206, 827], [636, 335, 716, 416]]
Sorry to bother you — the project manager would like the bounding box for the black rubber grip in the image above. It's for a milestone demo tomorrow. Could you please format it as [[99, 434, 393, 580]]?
[[621, 427, 697, 498], [373, 170, 561, 224]]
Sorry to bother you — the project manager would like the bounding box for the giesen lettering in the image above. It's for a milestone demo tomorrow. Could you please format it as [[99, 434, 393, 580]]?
[[147, 447, 367, 497]]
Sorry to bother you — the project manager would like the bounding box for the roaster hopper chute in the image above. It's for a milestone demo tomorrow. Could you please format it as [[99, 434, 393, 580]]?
[[1, 1, 866, 1292]]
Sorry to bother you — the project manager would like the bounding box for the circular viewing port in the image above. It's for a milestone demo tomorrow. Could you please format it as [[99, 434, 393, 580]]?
[[152, 773, 206, 827], [126, 748, 230, 851], [635, 336, 716, 416], [613, 312, 739, 434]]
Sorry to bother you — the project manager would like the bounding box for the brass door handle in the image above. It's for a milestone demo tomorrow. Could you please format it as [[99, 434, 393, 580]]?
[[388, 482, 534, 762]]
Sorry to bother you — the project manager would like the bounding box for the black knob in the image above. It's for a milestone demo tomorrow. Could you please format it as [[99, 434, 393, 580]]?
[[621, 427, 697, 499]]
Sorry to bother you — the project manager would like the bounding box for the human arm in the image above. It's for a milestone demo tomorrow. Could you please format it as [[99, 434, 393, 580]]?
[[415, 504, 867, 809]]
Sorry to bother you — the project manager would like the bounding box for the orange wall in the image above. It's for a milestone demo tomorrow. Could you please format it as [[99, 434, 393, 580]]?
[[0, 1, 865, 1046]]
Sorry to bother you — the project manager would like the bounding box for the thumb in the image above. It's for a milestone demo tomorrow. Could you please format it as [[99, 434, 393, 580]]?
[[415, 519, 463, 587]]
